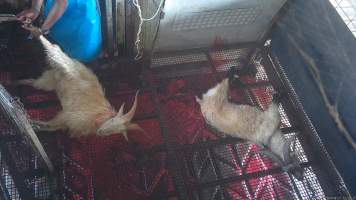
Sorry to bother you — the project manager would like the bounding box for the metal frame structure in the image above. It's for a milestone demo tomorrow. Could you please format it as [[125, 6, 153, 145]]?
[[0, 0, 352, 199], [0, 85, 57, 200]]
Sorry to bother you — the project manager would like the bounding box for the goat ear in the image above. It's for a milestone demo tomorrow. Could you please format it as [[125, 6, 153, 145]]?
[[217, 79, 229, 94], [127, 123, 151, 139], [127, 123, 144, 132], [195, 96, 202, 104], [220, 78, 229, 88]]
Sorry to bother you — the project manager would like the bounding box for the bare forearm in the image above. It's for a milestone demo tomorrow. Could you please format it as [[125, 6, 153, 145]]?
[[31, 0, 44, 13], [41, 0, 68, 31]]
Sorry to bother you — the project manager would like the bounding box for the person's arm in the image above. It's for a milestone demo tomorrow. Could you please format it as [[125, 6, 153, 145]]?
[[32, 0, 44, 13], [16, 0, 44, 22], [41, 0, 68, 32]]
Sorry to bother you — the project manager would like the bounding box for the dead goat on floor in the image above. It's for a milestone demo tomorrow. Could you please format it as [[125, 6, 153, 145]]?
[[196, 78, 304, 180], [16, 28, 144, 140]]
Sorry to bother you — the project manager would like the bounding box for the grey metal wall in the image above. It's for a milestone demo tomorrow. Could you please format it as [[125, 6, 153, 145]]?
[[153, 0, 286, 52]]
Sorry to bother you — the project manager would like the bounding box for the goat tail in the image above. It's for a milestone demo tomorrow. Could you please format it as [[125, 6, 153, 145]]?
[[38, 35, 53, 50]]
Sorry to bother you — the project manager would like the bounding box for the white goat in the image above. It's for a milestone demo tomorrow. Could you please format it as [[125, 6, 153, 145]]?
[[17, 32, 143, 140], [196, 78, 303, 179]]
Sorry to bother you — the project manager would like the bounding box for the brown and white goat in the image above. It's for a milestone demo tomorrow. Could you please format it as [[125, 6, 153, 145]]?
[[17, 32, 143, 140], [196, 78, 303, 179]]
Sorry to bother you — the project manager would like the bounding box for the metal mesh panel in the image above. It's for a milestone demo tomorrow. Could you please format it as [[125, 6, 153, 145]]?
[[0, 86, 56, 200], [0, 151, 21, 200], [210, 49, 249, 61], [152, 53, 208, 68], [24, 176, 53, 199], [209, 49, 249, 72], [292, 167, 326, 199], [172, 7, 262, 31], [62, 155, 94, 200], [329, 0, 356, 36]]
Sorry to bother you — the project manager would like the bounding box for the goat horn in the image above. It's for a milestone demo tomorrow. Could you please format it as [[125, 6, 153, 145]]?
[[118, 103, 125, 117], [123, 90, 139, 122]]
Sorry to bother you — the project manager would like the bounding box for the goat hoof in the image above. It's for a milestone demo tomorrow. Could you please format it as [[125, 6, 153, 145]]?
[[30, 120, 48, 131], [31, 122, 42, 131]]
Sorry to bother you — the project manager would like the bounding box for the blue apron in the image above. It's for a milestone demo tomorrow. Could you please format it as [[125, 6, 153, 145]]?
[[44, 0, 102, 62]]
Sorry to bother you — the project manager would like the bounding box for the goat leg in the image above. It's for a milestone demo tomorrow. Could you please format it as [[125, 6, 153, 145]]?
[[31, 113, 65, 132], [14, 79, 36, 86]]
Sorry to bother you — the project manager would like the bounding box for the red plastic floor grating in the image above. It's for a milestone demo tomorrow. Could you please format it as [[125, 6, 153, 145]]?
[[0, 55, 293, 199]]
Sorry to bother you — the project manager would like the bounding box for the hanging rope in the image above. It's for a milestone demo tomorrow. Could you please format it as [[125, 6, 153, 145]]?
[[132, 0, 165, 60]]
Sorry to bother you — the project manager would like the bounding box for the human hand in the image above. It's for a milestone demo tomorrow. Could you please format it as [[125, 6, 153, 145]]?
[[16, 8, 40, 23], [22, 24, 42, 38]]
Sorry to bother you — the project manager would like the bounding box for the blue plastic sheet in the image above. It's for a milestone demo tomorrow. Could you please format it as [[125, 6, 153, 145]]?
[[44, 0, 102, 62]]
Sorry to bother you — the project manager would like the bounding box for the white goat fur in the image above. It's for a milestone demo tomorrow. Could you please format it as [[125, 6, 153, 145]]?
[[18, 36, 142, 139], [196, 79, 289, 162]]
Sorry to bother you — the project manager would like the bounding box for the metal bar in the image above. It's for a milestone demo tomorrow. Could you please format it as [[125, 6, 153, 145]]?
[[204, 52, 219, 83], [257, 0, 292, 44], [116, 0, 126, 51], [261, 56, 300, 128], [0, 163, 11, 200], [206, 147, 225, 199], [3, 88, 55, 173], [176, 137, 243, 151], [192, 162, 311, 191], [153, 42, 260, 59], [141, 57, 191, 200], [0, 14, 17, 23], [172, 127, 302, 152], [264, 47, 349, 197], [272, 181, 282, 200], [104, 0, 115, 57], [288, 174, 304, 200], [231, 144, 254, 198], [152, 61, 212, 79], [22, 168, 47, 179]]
